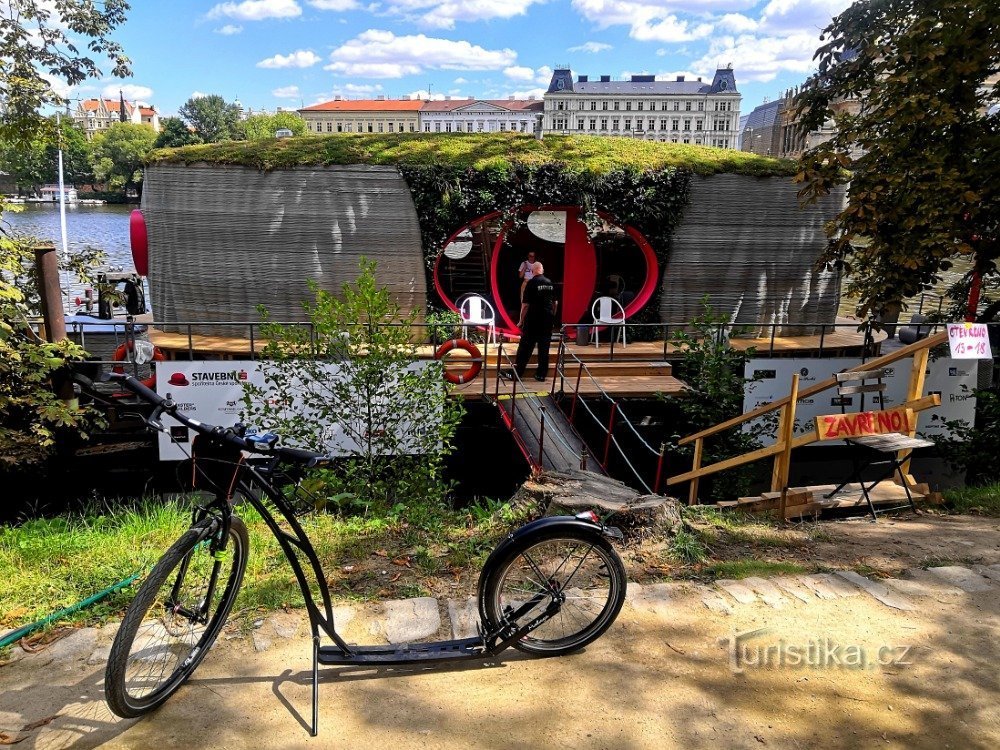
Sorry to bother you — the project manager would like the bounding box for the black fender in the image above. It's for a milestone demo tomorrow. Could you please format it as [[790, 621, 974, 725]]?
[[480, 515, 623, 575]]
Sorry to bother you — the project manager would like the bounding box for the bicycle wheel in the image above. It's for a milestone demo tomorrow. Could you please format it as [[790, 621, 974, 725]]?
[[105, 515, 249, 718], [479, 528, 626, 656]]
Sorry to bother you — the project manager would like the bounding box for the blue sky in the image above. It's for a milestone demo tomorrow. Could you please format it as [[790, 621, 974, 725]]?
[[55, 0, 854, 117]]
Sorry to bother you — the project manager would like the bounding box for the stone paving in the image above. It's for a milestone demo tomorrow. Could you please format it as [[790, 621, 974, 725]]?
[[4, 564, 995, 667]]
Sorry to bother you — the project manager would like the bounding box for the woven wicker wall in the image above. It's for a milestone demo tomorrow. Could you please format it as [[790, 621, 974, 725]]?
[[142, 163, 427, 336], [659, 175, 844, 335]]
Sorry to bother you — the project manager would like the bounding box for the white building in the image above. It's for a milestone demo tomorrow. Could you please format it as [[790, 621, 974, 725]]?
[[419, 98, 543, 134], [73, 97, 159, 140], [542, 67, 742, 148]]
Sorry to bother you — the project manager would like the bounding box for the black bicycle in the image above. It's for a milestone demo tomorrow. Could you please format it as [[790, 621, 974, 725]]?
[[96, 372, 627, 735]]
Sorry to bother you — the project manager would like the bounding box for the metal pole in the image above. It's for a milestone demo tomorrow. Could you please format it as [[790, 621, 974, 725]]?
[[603, 401, 618, 467]]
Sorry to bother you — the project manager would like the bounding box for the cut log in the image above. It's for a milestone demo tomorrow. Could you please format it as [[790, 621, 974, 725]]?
[[513, 469, 682, 540]]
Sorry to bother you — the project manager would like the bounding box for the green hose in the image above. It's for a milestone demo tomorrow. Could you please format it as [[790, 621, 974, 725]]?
[[0, 572, 141, 650]]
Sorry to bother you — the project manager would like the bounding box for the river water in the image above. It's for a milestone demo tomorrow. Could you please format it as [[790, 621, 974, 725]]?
[[2, 202, 135, 306]]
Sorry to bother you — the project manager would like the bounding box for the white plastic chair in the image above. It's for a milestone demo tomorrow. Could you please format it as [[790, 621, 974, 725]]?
[[460, 294, 497, 344], [591, 296, 626, 348]]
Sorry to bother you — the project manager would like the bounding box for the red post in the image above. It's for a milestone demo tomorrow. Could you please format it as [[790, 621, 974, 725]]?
[[967, 267, 982, 322], [602, 402, 618, 467], [653, 442, 667, 495]]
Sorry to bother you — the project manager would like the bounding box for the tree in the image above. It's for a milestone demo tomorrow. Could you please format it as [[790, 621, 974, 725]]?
[[241, 111, 307, 141], [90, 122, 156, 198], [178, 94, 242, 143], [1, 1, 131, 464], [0, 134, 48, 194], [45, 117, 94, 188], [153, 116, 202, 149], [0, 1, 130, 145], [795, 0, 1000, 319], [242, 260, 464, 511]]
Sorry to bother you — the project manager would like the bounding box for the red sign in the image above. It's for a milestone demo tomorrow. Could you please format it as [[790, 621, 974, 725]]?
[[815, 407, 915, 441]]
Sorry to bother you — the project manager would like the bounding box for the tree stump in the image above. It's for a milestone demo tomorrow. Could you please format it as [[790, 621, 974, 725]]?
[[512, 469, 682, 541]]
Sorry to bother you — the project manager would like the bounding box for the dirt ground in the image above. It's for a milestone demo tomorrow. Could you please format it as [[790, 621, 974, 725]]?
[[1, 513, 998, 750]]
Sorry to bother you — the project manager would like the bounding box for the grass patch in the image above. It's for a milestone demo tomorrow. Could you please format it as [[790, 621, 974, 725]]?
[[0, 496, 527, 632], [706, 560, 808, 579], [669, 528, 708, 564], [149, 132, 796, 177], [944, 484, 1000, 516]]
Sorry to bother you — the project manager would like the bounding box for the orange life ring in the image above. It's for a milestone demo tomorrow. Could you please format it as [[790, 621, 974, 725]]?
[[435, 339, 483, 384], [112, 340, 165, 390]]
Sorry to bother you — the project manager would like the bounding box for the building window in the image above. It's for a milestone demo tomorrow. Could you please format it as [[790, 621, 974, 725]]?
[[625, 101, 631, 111], [683, 138, 690, 144], [500, 122, 506, 131], [557, 101, 564, 110], [445, 122, 452, 132], [602, 101, 608, 110], [672, 119, 679, 130], [577, 119, 584, 130], [649, 119, 655, 131], [579, 100, 586, 109], [696, 120, 703, 130], [624, 119, 631, 130], [435, 122, 441, 132], [673, 101, 680, 111], [336, 123, 342, 132], [424, 123, 430, 132], [368, 123, 373, 133], [684, 119, 691, 130], [685, 101, 691, 111], [600, 118, 607, 129], [589, 118, 596, 130], [613, 101, 619, 110], [590, 101, 596, 110], [378, 122, 384, 132], [698, 101, 704, 111], [467, 122, 474, 132], [637, 101, 644, 111], [410, 123, 415, 132], [326, 122, 332, 132], [612, 118, 619, 130]]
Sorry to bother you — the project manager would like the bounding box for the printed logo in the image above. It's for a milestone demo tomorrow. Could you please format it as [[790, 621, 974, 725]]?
[[168, 372, 190, 386]]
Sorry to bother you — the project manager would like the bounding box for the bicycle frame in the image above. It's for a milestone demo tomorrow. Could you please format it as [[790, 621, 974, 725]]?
[[202, 461, 615, 736]]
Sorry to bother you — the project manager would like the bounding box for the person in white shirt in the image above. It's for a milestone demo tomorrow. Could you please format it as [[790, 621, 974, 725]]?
[[518, 251, 537, 300]]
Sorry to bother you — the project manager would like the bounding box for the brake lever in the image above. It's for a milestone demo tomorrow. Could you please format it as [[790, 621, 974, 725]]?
[[147, 398, 174, 432]]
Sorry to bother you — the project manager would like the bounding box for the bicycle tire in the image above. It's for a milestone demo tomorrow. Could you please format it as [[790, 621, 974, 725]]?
[[105, 515, 249, 718], [478, 527, 626, 656]]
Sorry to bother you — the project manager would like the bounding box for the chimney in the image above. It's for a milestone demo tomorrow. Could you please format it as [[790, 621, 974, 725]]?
[[401, 95, 410, 100], [528, 95, 536, 100], [334, 94, 342, 101], [676, 75, 685, 82], [600, 75, 611, 82], [578, 75, 588, 82], [509, 95, 515, 100], [376, 94, 385, 100], [697, 77, 702, 82]]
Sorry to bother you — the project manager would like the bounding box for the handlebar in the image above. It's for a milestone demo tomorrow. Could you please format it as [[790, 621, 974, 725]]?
[[88, 371, 332, 467]]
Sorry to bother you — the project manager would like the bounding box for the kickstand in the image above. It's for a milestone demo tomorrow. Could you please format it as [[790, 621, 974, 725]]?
[[311, 635, 319, 736]]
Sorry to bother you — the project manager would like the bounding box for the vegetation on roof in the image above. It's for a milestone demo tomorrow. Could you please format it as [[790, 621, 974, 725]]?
[[147, 132, 796, 177]]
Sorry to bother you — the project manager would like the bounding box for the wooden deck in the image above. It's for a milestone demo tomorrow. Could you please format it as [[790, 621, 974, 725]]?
[[716, 481, 942, 520]]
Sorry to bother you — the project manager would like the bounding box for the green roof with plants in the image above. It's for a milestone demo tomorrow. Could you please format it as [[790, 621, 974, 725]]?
[[147, 132, 796, 177]]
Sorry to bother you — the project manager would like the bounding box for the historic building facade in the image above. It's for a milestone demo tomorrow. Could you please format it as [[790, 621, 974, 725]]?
[[541, 67, 742, 148], [419, 98, 543, 134], [298, 98, 423, 134], [74, 98, 159, 140]]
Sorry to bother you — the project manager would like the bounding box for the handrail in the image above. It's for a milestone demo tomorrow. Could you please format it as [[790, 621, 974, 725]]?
[[676, 329, 948, 446]]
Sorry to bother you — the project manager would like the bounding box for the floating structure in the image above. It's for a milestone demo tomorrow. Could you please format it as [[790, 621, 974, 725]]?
[[137, 134, 844, 338]]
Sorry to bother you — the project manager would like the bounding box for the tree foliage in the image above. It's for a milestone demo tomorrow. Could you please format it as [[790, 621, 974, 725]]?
[[90, 122, 156, 197], [178, 94, 242, 143], [0, 0, 131, 144], [241, 111, 306, 141], [0, 117, 93, 193], [795, 0, 1000, 319], [153, 116, 202, 149], [242, 260, 464, 512], [1, 0, 130, 462]]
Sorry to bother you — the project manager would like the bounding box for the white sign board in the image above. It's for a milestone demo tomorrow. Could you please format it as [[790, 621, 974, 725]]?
[[947, 323, 992, 359], [156, 360, 439, 461], [744, 357, 977, 446]]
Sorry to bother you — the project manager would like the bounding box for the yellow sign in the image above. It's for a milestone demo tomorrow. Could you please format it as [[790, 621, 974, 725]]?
[[814, 407, 915, 441]]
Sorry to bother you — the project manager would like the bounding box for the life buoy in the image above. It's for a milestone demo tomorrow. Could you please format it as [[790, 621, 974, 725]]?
[[112, 340, 165, 390], [435, 339, 483, 384]]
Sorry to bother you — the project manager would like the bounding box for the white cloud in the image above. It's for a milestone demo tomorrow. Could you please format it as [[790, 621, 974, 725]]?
[[692, 32, 820, 82], [208, 0, 301, 22], [716, 13, 757, 33], [504, 87, 545, 99], [345, 83, 384, 92], [191, 91, 209, 99], [454, 77, 468, 84], [215, 24, 244, 34], [257, 50, 322, 68], [307, 0, 359, 8], [374, 0, 542, 30], [568, 41, 613, 53], [504, 65, 552, 85], [571, 0, 735, 42], [102, 83, 154, 102], [408, 89, 443, 100], [325, 30, 517, 78], [272, 85, 301, 98], [758, 0, 849, 34]]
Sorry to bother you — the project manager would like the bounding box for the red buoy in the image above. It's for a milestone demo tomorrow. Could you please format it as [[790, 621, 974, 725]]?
[[129, 209, 149, 276]]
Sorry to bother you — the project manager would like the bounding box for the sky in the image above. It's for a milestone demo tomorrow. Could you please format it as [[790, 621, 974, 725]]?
[[54, 0, 855, 117]]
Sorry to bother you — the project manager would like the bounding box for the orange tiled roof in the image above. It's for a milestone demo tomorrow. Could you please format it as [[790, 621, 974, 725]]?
[[80, 98, 134, 114], [300, 99, 425, 112], [420, 98, 542, 113], [139, 106, 156, 116]]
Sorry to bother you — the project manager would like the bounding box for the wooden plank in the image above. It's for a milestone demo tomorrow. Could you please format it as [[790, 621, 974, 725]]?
[[667, 442, 784, 486], [688, 438, 704, 505], [836, 383, 887, 395], [813, 407, 916, 442], [836, 368, 888, 382], [677, 330, 947, 446], [899, 346, 931, 478]]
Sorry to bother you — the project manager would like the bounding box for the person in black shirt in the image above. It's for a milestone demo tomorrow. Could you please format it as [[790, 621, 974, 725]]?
[[502, 261, 558, 382]]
